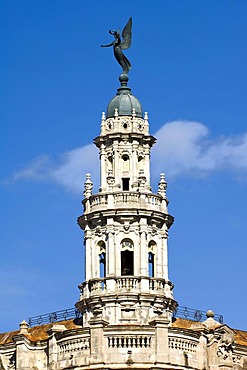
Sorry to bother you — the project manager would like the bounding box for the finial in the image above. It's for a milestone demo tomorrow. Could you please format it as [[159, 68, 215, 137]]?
[[114, 108, 118, 117], [144, 112, 149, 121], [206, 309, 215, 319], [84, 173, 93, 198], [132, 108, 136, 117], [158, 173, 167, 198], [19, 319, 29, 334], [101, 112, 106, 121]]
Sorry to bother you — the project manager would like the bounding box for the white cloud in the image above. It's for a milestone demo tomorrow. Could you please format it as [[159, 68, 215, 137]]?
[[6, 120, 247, 194], [152, 120, 247, 178], [7, 144, 99, 194]]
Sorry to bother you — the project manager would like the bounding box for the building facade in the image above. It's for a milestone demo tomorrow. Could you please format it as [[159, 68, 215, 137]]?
[[1, 74, 247, 370]]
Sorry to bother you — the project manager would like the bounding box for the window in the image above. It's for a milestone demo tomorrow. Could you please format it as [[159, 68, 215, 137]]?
[[122, 154, 130, 172], [98, 241, 106, 278], [148, 252, 154, 277], [99, 252, 106, 278], [121, 250, 134, 275], [148, 241, 156, 277], [121, 239, 134, 276], [122, 178, 130, 191]]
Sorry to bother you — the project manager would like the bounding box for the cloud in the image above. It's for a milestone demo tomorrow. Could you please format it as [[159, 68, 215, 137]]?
[[7, 144, 99, 194], [6, 120, 247, 194], [152, 120, 247, 177]]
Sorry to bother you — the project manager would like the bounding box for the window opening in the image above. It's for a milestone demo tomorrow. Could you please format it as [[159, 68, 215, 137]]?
[[122, 178, 130, 191], [121, 250, 134, 275], [99, 252, 106, 278], [148, 252, 155, 277]]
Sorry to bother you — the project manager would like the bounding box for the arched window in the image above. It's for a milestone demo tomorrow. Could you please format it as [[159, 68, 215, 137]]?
[[148, 241, 156, 277], [148, 252, 154, 277], [98, 241, 106, 278], [121, 239, 134, 276], [122, 154, 130, 172]]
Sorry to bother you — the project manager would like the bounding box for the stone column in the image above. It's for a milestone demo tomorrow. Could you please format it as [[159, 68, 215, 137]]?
[[85, 230, 92, 280]]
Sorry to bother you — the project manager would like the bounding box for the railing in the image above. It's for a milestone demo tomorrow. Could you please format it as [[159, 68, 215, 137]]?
[[59, 337, 90, 354], [169, 337, 197, 352], [86, 192, 163, 212], [108, 335, 151, 348], [116, 277, 140, 289], [28, 308, 82, 327], [173, 306, 223, 324], [28, 305, 223, 327]]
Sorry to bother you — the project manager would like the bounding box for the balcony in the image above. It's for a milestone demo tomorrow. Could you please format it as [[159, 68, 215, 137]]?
[[84, 191, 166, 214], [79, 276, 174, 299]]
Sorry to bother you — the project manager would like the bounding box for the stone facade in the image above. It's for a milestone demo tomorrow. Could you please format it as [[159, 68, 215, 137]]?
[[1, 76, 247, 370]]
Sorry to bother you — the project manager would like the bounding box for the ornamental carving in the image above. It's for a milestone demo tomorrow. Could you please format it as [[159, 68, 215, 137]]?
[[217, 330, 235, 363]]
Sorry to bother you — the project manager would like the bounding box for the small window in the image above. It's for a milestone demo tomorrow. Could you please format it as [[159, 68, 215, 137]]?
[[99, 252, 106, 278], [122, 154, 130, 172], [122, 178, 130, 191], [148, 252, 154, 277], [121, 250, 134, 275]]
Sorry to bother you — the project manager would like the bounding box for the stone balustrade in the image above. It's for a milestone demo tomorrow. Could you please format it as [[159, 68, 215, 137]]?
[[58, 337, 90, 354], [107, 335, 152, 348], [84, 192, 165, 213], [169, 337, 198, 352], [79, 276, 173, 297]]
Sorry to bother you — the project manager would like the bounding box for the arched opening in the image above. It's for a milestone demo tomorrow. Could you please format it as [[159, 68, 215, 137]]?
[[99, 252, 106, 278], [148, 252, 155, 277], [122, 154, 130, 172], [121, 239, 134, 276], [98, 241, 106, 278], [148, 241, 156, 277]]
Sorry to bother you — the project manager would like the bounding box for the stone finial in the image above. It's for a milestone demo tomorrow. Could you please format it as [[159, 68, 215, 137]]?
[[101, 112, 106, 121], [206, 309, 215, 319], [132, 108, 136, 117], [19, 319, 29, 334], [158, 173, 167, 198], [114, 108, 118, 117], [203, 309, 221, 329], [84, 173, 93, 198]]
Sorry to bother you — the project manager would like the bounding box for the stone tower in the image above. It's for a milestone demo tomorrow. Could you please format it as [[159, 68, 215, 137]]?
[[76, 73, 178, 364]]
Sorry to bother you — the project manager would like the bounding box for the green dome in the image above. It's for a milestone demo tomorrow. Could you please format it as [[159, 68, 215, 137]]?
[[106, 74, 143, 119]]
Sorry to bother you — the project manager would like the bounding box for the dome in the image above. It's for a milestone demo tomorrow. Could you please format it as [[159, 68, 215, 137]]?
[[106, 74, 143, 119]]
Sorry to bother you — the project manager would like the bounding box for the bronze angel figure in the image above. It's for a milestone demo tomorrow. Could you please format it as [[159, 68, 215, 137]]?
[[101, 17, 132, 74]]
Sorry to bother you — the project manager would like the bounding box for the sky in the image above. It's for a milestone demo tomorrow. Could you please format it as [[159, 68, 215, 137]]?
[[1, 0, 247, 333]]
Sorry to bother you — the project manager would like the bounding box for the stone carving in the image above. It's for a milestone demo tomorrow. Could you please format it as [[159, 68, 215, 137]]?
[[158, 173, 167, 198], [217, 330, 235, 362], [0, 354, 15, 370], [84, 173, 93, 198]]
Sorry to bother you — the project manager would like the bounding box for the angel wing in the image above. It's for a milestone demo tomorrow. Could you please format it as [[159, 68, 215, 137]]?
[[120, 17, 132, 50]]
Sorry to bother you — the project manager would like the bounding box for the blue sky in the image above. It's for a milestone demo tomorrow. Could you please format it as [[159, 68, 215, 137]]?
[[1, 0, 247, 333]]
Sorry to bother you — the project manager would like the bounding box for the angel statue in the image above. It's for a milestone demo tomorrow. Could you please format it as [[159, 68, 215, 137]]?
[[101, 17, 132, 74]]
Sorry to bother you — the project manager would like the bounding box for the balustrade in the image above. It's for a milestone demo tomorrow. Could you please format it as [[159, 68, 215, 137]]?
[[108, 335, 151, 348], [79, 277, 173, 298], [115, 277, 140, 289], [86, 192, 162, 212], [59, 337, 90, 354], [169, 337, 197, 352]]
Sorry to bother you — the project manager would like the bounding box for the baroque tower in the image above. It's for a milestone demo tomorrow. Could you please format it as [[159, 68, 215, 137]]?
[[76, 72, 178, 364]]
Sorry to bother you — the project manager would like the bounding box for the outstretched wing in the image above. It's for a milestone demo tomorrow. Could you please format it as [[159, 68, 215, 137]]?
[[120, 17, 132, 50]]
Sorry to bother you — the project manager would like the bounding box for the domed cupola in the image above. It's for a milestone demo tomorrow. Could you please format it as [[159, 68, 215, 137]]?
[[106, 74, 143, 118]]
